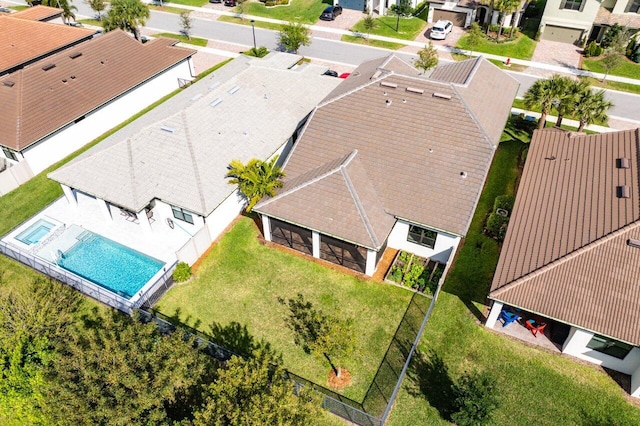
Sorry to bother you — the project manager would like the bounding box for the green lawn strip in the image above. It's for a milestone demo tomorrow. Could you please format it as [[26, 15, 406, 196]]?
[[166, 0, 208, 6], [487, 58, 528, 72], [578, 76, 640, 96], [0, 59, 232, 237], [240, 0, 327, 25], [149, 4, 185, 14], [78, 18, 104, 27], [582, 57, 640, 80], [350, 16, 426, 41], [388, 122, 640, 425], [512, 98, 608, 127], [457, 32, 537, 60], [155, 217, 413, 401], [217, 15, 285, 31], [341, 35, 405, 50], [152, 32, 208, 46], [9, 5, 29, 10]]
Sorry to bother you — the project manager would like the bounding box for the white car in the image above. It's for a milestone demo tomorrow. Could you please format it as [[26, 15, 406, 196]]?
[[430, 20, 453, 40]]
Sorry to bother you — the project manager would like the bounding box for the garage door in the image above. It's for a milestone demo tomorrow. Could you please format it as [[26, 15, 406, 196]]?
[[340, 0, 365, 11], [433, 9, 466, 27], [542, 25, 583, 43]]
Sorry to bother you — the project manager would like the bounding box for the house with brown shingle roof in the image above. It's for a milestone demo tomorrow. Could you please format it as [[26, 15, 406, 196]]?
[[0, 30, 195, 195], [485, 127, 640, 398], [253, 54, 519, 276], [10, 5, 65, 22]]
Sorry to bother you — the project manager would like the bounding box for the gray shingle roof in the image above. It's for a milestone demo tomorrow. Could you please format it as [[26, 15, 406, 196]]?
[[49, 53, 341, 215]]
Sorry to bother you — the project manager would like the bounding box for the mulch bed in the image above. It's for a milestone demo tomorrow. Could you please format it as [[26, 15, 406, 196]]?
[[327, 368, 352, 390]]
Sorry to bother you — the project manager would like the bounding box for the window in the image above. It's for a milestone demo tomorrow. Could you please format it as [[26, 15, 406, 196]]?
[[560, 0, 583, 10], [630, 0, 640, 13], [586, 334, 633, 359], [171, 206, 194, 224], [2, 147, 17, 161], [407, 225, 437, 249]]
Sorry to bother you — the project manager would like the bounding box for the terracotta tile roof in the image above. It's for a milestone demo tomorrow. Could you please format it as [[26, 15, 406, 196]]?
[[429, 57, 479, 85], [255, 55, 519, 244], [490, 128, 640, 345], [0, 16, 95, 75], [595, 6, 640, 29], [0, 30, 195, 151], [10, 5, 62, 21]]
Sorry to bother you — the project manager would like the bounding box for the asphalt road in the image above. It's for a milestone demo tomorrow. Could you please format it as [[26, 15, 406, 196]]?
[[12, 0, 640, 123]]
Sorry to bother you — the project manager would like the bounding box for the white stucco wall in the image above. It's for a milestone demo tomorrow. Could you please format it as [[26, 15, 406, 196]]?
[[540, 0, 600, 32], [387, 220, 460, 263], [485, 300, 504, 329], [21, 59, 194, 175], [562, 327, 640, 375], [153, 199, 205, 237], [204, 191, 246, 243]]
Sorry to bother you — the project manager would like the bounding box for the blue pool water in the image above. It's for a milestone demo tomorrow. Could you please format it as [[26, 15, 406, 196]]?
[[16, 219, 55, 245], [58, 232, 165, 299]]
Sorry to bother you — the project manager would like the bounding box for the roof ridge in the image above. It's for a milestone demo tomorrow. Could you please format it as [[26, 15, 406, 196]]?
[[451, 83, 496, 149], [257, 151, 357, 208], [491, 220, 640, 298], [126, 138, 139, 208], [340, 155, 379, 247], [317, 74, 386, 108], [15, 71, 23, 150], [460, 56, 483, 87], [181, 110, 208, 214]]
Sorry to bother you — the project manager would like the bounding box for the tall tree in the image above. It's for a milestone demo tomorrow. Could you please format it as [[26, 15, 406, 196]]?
[[554, 78, 588, 127], [574, 89, 613, 132], [414, 42, 439, 74], [85, 0, 106, 20], [466, 22, 483, 55], [194, 348, 323, 426], [523, 74, 567, 130], [278, 22, 311, 53], [226, 156, 285, 212], [601, 53, 623, 82], [362, 14, 377, 43], [103, 0, 150, 41], [180, 10, 192, 40], [494, 0, 521, 40]]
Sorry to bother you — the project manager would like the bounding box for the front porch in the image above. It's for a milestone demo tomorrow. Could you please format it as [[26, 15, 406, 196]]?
[[489, 306, 566, 353]]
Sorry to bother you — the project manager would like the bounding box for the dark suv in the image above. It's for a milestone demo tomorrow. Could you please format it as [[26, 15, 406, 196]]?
[[319, 5, 342, 21]]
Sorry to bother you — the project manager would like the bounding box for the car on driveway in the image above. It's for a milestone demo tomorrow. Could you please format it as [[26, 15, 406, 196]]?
[[319, 5, 342, 21], [430, 20, 453, 40]]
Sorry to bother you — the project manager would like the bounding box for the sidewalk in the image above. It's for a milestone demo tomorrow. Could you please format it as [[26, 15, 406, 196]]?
[[148, 1, 640, 87]]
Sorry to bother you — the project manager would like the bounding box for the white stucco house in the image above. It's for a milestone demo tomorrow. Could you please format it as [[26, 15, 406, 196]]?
[[486, 127, 640, 398], [253, 54, 519, 277]]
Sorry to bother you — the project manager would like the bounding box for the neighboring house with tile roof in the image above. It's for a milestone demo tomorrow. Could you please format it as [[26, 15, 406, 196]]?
[[48, 53, 341, 264], [0, 30, 195, 195], [485, 128, 640, 398], [10, 5, 65, 22], [253, 54, 519, 276]]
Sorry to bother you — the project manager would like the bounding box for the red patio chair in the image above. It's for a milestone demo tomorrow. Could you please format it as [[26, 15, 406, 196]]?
[[525, 319, 547, 337]]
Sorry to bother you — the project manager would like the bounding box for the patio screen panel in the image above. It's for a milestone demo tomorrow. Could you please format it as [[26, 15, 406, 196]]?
[[270, 219, 313, 255], [319, 234, 367, 274]]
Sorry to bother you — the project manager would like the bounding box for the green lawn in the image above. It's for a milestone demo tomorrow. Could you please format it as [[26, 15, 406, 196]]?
[[9, 5, 29, 10], [582, 56, 640, 80], [241, 0, 329, 24], [152, 32, 208, 46], [578, 76, 640, 95], [78, 18, 104, 27], [388, 118, 640, 425], [341, 34, 405, 50], [457, 32, 537, 60], [351, 16, 426, 41], [512, 98, 609, 127], [218, 15, 285, 31], [149, 4, 186, 14], [166, 0, 208, 6], [155, 218, 414, 401]]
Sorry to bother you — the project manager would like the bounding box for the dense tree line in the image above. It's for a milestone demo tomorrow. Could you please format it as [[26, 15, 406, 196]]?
[[0, 272, 323, 425]]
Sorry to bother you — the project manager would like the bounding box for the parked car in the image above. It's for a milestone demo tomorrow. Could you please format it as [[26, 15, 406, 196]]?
[[0, 6, 12, 13], [323, 70, 339, 77], [224, 0, 236, 6], [429, 20, 453, 40], [339, 73, 350, 79], [66, 21, 84, 27], [210, 0, 222, 3], [319, 5, 342, 21]]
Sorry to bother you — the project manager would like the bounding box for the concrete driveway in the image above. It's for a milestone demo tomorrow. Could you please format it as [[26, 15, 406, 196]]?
[[527, 39, 583, 77], [314, 8, 366, 32], [400, 24, 464, 59]]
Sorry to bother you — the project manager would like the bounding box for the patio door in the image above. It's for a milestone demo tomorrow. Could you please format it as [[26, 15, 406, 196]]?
[[319, 234, 367, 273]]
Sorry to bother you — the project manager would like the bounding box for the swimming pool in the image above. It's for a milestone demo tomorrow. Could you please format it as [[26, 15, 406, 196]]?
[[57, 231, 165, 299], [15, 219, 55, 245]]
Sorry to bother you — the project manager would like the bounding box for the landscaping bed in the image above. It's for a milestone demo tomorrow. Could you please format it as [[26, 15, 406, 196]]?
[[385, 251, 443, 296], [241, 0, 327, 24], [350, 16, 426, 41], [457, 32, 537, 60]]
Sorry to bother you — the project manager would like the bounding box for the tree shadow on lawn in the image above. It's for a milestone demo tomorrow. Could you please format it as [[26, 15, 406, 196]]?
[[405, 350, 455, 421], [209, 320, 277, 361]]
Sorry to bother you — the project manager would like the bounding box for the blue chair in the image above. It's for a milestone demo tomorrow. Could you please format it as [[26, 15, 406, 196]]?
[[499, 309, 520, 327]]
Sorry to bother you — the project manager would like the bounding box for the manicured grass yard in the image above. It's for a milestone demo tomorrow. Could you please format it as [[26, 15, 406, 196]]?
[[350, 16, 426, 41], [167, 0, 208, 6], [582, 56, 640, 80], [457, 33, 537, 60], [241, 0, 329, 25], [218, 15, 285, 31], [512, 98, 609, 126], [155, 218, 413, 400], [388, 118, 640, 425], [340, 35, 405, 50], [152, 32, 209, 47]]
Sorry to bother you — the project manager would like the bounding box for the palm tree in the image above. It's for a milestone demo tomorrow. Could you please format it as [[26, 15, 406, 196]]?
[[41, 0, 77, 24], [226, 156, 285, 212], [495, 0, 520, 40], [523, 75, 567, 130], [102, 0, 150, 41], [553, 77, 588, 127], [574, 89, 613, 132]]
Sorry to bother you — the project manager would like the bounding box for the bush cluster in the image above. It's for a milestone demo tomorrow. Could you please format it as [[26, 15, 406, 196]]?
[[584, 41, 603, 58], [173, 261, 192, 282], [493, 194, 515, 214], [486, 213, 509, 241]]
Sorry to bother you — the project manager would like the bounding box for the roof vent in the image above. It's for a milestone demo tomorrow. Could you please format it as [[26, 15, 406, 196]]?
[[406, 87, 424, 94], [385, 99, 392, 106], [627, 238, 640, 248], [617, 158, 630, 169], [460, 171, 467, 179], [380, 81, 397, 88], [228, 86, 240, 94], [62, 79, 67, 83], [160, 125, 176, 133], [70, 75, 76, 79], [209, 98, 223, 108], [617, 185, 631, 198], [42, 63, 56, 71], [372, 70, 382, 79], [433, 92, 452, 100], [2, 81, 14, 87], [69, 52, 82, 59]]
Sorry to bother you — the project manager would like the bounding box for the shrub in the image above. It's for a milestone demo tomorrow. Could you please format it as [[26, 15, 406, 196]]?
[[244, 46, 269, 58], [388, 266, 403, 283], [488, 24, 500, 33], [403, 262, 425, 289], [172, 262, 192, 282], [493, 194, 515, 214], [451, 371, 500, 426], [584, 41, 603, 58], [485, 213, 509, 241]]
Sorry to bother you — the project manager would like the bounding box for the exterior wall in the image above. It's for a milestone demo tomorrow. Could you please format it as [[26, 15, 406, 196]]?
[[485, 300, 504, 329], [387, 220, 460, 263], [204, 191, 245, 243], [632, 363, 640, 397], [428, 4, 474, 27], [153, 199, 205, 237], [562, 326, 640, 375], [21, 59, 194, 175], [539, 0, 600, 36]]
